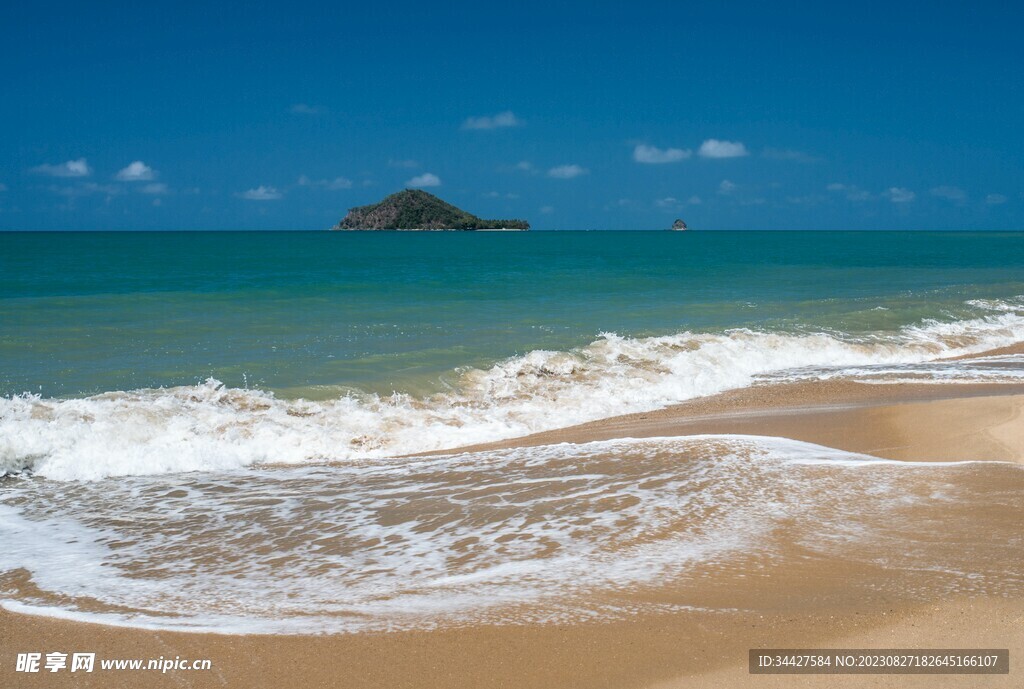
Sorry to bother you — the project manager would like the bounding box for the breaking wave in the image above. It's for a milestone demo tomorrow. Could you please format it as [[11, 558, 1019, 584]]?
[[2, 303, 1024, 481]]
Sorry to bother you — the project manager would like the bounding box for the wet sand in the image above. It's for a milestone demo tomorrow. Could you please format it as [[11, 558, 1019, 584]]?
[[2, 597, 1022, 689], [3, 374, 1023, 688], [439, 380, 1024, 463]]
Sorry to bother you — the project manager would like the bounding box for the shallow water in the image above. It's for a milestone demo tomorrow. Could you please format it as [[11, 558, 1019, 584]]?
[[2, 436, 1021, 634]]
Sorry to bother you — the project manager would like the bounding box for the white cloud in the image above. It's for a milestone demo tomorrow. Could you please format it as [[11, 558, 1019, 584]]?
[[483, 191, 519, 199], [718, 179, 737, 194], [633, 144, 691, 164], [655, 195, 701, 209], [547, 164, 588, 179], [826, 183, 872, 201], [698, 139, 749, 159], [407, 173, 441, 187], [290, 103, 323, 115], [31, 158, 91, 177], [540, 205, 554, 214], [116, 161, 156, 181], [388, 159, 419, 169], [140, 182, 169, 195], [930, 185, 967, 202], [885, 187, 915, 203], [461, 111, 522, 130], [504, 160, 540, 175], [0, 183, 6, 192], [238, 185, 283, 201], [298, 175, 353, 190], [985, 193, 1008, 205]]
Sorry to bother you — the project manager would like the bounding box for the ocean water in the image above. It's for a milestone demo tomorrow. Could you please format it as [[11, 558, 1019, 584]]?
[[4, 230, 1024, 399], [2, 230, 1024, 633], [3, 230, 1024, 478]]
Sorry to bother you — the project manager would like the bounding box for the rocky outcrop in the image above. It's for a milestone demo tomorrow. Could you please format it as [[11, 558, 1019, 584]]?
[[334, 190, 530, 230]]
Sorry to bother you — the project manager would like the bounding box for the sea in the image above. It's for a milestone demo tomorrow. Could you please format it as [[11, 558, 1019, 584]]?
[[2, 230, 1024, 633]]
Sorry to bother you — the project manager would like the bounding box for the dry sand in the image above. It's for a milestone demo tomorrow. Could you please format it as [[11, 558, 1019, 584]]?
[[3, 377, 1023, 688]]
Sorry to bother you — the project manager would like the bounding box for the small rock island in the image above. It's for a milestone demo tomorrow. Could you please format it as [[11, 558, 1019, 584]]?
[[334, 189, 530, 231], [671, 219, 688, 231]]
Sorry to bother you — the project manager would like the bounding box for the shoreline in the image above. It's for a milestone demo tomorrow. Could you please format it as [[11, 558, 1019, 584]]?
[[430, 381, 1024, 463], [4, 370, 1024, 687], [3, 596, 1021, 689]]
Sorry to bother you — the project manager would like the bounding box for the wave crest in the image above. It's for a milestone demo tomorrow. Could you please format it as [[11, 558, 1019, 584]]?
[[3, 304, 1024, 481]]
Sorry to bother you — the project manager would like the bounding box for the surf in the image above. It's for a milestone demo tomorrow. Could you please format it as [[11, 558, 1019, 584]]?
[[3, 303, 1024, 481], [2, 435, 1021, 634]]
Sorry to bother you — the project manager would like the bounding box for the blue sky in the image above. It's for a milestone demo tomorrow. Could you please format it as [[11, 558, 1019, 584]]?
[[1, 1, 1021, 230]]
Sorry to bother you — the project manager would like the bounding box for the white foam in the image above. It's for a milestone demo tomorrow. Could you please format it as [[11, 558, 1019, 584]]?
[[2, 302, 1024, 481], [2, 435, 1018, 634]]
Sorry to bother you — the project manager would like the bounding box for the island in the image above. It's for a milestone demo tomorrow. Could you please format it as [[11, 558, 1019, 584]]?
[[671, 219, 688, 231], [334, 189, 530, 231]]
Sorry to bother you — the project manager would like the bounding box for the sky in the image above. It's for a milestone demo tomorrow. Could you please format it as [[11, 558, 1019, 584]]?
[[1, 0, 1022, 230]]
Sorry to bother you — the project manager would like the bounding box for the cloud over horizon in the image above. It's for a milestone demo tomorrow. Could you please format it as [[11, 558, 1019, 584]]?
[[116, 161, 156, 181], [238, 186, 283, 201], [826, 183, 872, 201], [654, 196, 700, 209], [407, 172, 441, 187], [462, 111, 522, 130], [31, 158, 92, 178], [298, 175, 353, 190], [633, 144, 691, 164], [886, 187, 916, 203], [698, 140, 749, 159], [548, 164, 588, 179]]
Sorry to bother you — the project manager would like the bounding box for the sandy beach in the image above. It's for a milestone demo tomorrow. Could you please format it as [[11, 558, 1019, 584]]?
[[3, 368, 1023, 688], [7, 1, 1024, 684]]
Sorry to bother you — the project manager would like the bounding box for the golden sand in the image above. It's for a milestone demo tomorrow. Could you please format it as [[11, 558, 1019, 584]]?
[[3, 376, 1023, 688]]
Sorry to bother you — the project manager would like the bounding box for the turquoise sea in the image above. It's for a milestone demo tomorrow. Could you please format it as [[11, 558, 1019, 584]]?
[[4, 231, 1024, 399], [3, 230, 1024, 634]]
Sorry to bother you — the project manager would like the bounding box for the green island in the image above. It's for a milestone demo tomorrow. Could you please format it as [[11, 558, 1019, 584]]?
[[333, 189, 530, 231]]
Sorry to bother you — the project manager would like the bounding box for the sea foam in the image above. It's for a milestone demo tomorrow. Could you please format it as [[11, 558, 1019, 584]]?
[[2, 304, 1024, 481], [2, 435, 1020, 634]]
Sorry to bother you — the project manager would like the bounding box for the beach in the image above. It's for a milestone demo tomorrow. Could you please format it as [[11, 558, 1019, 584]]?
[[3, 231, 1024, 687], [3, 368, 1023, 688], [6, 0, 1024, 683]]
